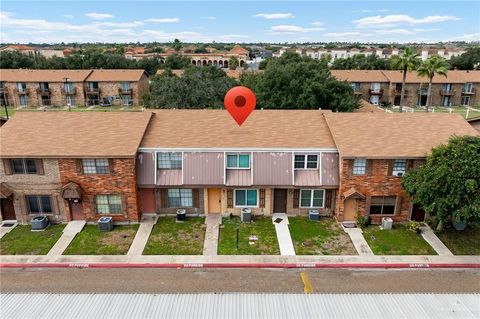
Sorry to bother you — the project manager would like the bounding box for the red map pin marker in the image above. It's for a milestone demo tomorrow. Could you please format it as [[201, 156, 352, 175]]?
[[224, 86, 256, 126]]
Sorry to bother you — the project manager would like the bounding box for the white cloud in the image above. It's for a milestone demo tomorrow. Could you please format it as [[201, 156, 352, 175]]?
[[62, 14, 74, 19], [456, 33, 480, 41], [207, 16, 216, 20], [145, 18, 180, 23], [311, 21, 324, 26], [269, 25, 324, 34], [354, 15, 460, 28], [85, 12, 114, 20], [323, 31, 363, 37], [97, 21, 144, 28], [375, 29, 414, 35], [254, 13, 294, 19]]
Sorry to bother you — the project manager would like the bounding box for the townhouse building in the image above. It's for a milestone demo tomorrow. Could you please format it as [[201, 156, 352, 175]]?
[[0, 110, 477, 224], [0, 112, 152, 223], [332, 70, 480, 107], [136, 110, 340, 218], [0, 69, 149, 108], [324, 113, 478, 223]]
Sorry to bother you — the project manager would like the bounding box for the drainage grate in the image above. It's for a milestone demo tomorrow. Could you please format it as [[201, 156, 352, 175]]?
[[1, 223, 15, 227], [274, 218, 283, 224]]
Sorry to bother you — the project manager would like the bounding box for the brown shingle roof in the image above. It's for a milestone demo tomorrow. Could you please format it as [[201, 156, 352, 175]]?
[[85, 69, 147, 82], [354, 100, 384, 113], [0, 112, 152, 158], [324, 113, 478, 158], [330, 70, 389, 83], [0, 69, 93, 82], [140, 110, 336, 149], [382, 70, 480, 84], [228, 45, 248, 55]]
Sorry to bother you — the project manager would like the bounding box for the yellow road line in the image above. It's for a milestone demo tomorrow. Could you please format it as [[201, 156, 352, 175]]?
[[300, 272, 313, 294]]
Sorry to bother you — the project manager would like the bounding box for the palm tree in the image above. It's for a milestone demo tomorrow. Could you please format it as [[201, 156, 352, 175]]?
[[390, 47, 419, 113], [417, 56, 449, 112]]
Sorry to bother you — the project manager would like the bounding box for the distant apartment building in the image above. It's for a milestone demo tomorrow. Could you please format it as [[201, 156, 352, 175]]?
[[125, 45, 249, 69], [273, 47, 467, 62], [331, 70, 480, 107], [0, 69, 149, 107]]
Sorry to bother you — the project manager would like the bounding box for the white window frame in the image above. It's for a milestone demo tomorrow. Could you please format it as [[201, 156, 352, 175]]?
[[371, 82, 381, 92], [294, 154, 318, 170], [82, 158, 109, 174], [392, 159, 406, 176], [234, 189, 259, 208], [461, 95, 470, 106], [167, 188, 193, 208], [353, 158, 367, 175], [299, 189, 325, 208], [157, 152, 182, 169], [463, 82, 473, 93], [226, 153, 250, 169], [95, 194, 123, 215]]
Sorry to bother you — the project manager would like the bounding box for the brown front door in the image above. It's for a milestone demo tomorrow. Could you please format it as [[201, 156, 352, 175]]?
[[71, 202, 85, 220], [273, 189, 287, 213], [1, 197, 16, 220], [411, 204, 426, 222], [343, 198, 357, 221], [208, 188, 221, 214]]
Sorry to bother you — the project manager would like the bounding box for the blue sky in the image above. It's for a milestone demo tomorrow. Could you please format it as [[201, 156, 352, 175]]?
[[1, 1, 479, 43]]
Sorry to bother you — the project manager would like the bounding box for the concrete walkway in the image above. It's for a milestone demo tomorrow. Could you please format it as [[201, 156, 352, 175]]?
[[272, 213, 296, 256], [0, 221, 18, 239], [420, 225, 454, 256], [203, 214, 222, 256], [343, 227, 374, 256], [47, 221, 86, 256], [127, 214, 158, 256]]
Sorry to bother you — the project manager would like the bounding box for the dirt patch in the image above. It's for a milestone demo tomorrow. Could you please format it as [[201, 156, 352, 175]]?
[[99, 229, 137, 251]]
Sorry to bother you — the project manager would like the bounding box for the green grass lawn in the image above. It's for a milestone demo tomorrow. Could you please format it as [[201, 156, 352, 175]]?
[[436, 227, 480, 255], [143, 217, 205, 255], [0, 224, 65, 255], [385, 105, 480, 119], [363, 224, 436, 255], [218, 217, 279, 255], [288, 217, 357, 255], [63, 224, 139, 255]]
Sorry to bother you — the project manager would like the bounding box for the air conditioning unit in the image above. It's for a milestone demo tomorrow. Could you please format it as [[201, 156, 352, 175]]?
[[241, 208, 252, 222], [393, 171, 404, 177], [309, 210, 319, 221], [176, 209, 186, 222], [98, 216, 113, 231], [31, 216, 49, 231]]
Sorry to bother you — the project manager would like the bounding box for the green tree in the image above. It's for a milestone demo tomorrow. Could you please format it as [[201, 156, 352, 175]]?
[[162, 54, 192, 69], [390, 47, 420, 112], [240, 52, 360, 111], [448, 47, 480, 70], [417, 56, 449, 112], [402, 136, 480, 231], [145, 66, 237, 109], [228, 56, 239, 70], [172, 38, 182, 53]]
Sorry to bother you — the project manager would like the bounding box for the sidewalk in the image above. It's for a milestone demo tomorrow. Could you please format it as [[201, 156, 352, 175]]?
[[0, 222, 17, 239], [127, 215, 157, 256], [344, 228, 374, 256], [203, 214, 222, 256], [46, 221, 85, 256], [420, 225, 454, 256], [272, 213, 295, 256], [1, 254, 479, 269]]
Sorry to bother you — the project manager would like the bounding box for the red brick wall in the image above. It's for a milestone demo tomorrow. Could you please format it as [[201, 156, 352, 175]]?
[[58, 158, 140, 222], [336, 159, 412, 223]]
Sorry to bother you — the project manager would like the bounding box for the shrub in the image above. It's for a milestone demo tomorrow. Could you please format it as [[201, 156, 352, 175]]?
[[357, 215, 369, 229], [407, 221, 422, 234]]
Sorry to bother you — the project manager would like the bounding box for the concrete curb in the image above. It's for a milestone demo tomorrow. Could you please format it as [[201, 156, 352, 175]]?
[[1, 262, 479, 269]]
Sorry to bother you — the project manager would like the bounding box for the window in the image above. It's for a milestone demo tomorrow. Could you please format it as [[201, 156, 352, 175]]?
[[369, 95, 379, 105], [463, 83, 473, 93], [369, 196, 396, 215], [122, 95, 132, 106], [157, 152, 182, 169], [234, 189, 258, 207], [87, 82, 99, 91], [226, 154, 250, 169], [96, 195, 122, 214], [392, 159, 406, 176], [461, 95, 470, 106], [370, 83, 381, 92], [294, 154, 318, 169], [66, 95, 75, 106], [82, 159, 109, 174], [64, 82, 74, 94], [26, 195, 52, 214], [351, 82, 361, 92], [167, 189, 193, 207], [441, 96, 451, 107], [300, 189, 325, 208], [352, 158, 366, 175], [395, 83, 403, 91], [11, 159, 37, 174], [121, 82, 131, 91], [16, 82, 27, 92], [39, 82, 49, 91], [19, 95, 28, 106], [442, 83, 452, 92]]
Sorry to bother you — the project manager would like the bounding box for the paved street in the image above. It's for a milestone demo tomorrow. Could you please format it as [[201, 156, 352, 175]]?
[[1, 268, 479, 293]]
